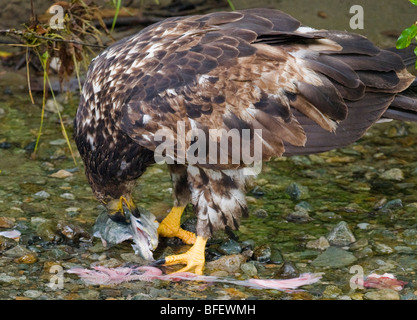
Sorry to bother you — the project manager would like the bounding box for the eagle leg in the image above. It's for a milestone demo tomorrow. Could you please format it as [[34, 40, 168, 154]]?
[[157, 206, 196, 245], [155, 236, 208, 275]]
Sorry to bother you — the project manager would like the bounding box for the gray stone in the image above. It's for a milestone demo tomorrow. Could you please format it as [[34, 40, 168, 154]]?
[[364, 289, 400, 300], [327, 221, 356, 246], [218, 239, 241, 255], [34, 191, 50, 199], [205, 254, 246, 273], [3, 245, 32, 258], [240, 262, 258, 277], [379, 168, 404, 181], [253, 245, 271, 262], [311, 247, 357, 268], [306, 236, 330, 251], [285, 183, 309, 201]]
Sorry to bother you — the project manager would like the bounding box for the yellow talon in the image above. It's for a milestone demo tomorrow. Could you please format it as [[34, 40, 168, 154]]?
[[162, 236, 207, 274], [158, 206, 196, 244]]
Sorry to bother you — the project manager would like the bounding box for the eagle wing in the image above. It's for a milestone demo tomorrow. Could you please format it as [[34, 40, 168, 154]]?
[[86, 8, 412, 168]]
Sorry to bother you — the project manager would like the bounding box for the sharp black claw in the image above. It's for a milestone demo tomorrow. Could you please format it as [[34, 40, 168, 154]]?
[[151, 258, 166, 266]]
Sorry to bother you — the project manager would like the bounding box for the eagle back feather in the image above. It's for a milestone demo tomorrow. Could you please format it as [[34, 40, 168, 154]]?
[[77, 8, 414, 168]]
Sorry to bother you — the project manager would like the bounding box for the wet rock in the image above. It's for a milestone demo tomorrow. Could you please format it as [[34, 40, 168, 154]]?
[[379, 199, 403, 213], [306, 236, 330, 251], [240, 262, 258, 277], [36, 221, 60, 242], [0, 217, 15, 228], [252, 209, 268, 218], [0, 236, 16, 252], [285, 207, 313, 223], [354, 247, 374, 259], [45, 98, 64, 113], [33, 191, 50, 199], [294, 201, 313, 212], [364, 289, 400, 300], [252, 244, 271, 263], [285, 183, 309, 201], [275, 261, 299, 279], [120, 253, 148, 265], [327, 221, 356, 246], [270, 248, 284, 264], [402, 229, 417, 246], [205, 254, 246, 274], [379, 168, 404, 181], [15, 253, 38, 264], [357, 223, 371, 230], [218, 239, 241, 255], [60, 193, 75, 200], [311, 247, 357, 268], [350, 238, 369, 251], [3, 245, 32, 258], [372, 242, 394, 255], [56, 221, 90, 241], [323, 285, 343, 299], [23, 290, 42, 299]]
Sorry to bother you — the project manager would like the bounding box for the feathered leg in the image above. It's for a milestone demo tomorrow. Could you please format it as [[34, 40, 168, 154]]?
[[157, 164, 196, 244]]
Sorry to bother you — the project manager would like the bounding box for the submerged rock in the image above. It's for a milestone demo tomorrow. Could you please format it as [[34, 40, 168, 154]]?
[[285, 183, 309, 201], [205, 254, 246, 273], [311, 247, 357, 268], [379, 168, 404, 181], [275, 261, 299, 279], [218, 239, 241, 255], [364, 289, 400, 300], [306, 236, 330, 251], [285, 208, 313, 223], [327, 221, 356, 246], [253, 244, 271, 262]]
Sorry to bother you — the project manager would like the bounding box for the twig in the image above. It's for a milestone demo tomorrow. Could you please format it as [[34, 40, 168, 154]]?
[[0, 29, 106, 49]]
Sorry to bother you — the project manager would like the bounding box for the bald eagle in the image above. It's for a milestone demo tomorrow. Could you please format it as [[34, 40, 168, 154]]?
[[74, 8, 417, 274]]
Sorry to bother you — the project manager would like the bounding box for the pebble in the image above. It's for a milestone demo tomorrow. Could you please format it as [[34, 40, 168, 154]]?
[[275, 261, 299, 279], [23, 290, 42, 299], [350, 238, 369, 251], [252, 244, 271, 262], [357, 223, 370, 230], [49, 139, 67, 146], [285, 208, 313, 223], [306, 236, 330, 251], [205, 254, 246, 273], [372, 242, 394, 255], [379, 199, 403, 213], [0, 217, 15, 228], [0, 236, 16, 251], [240, 262, 258, 277], [56, 221, 90, 241], [33, 191, 50, 199], [269, 248, 284, 264], [50, 169, 73, 179], [327, 221, 356, 246], [285, 182, 309, 201], [3, 245, 32, 258], [15, 253, 38, 264], [364, 289, 400, 300], [218, 239, 241, 255], [322, 285, 343, 299], [311, 247, 357, 268], [36, 221, 60, 242], [379, 168, 404, 181], [60, 193, 75, 200], [252, 209, 268, 218]]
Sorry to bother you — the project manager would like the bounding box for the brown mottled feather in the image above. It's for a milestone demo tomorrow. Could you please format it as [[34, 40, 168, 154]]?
[[75, 8, 416, 237]]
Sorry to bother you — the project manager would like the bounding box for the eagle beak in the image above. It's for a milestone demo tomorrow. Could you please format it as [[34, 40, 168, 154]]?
[[106, 196, 139, 225]]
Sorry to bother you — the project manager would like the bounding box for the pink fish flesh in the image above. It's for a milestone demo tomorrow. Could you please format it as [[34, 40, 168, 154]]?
[[364, 273, 408, 291], [67, 265, 322, 291]]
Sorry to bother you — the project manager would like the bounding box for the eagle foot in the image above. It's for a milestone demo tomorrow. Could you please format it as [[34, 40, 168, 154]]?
[[154, 236, 207, 275], [158, 206, 196, 245]]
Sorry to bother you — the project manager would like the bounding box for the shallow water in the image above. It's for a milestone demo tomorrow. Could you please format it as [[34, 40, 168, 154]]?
[[0, 0, 417, 300]]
